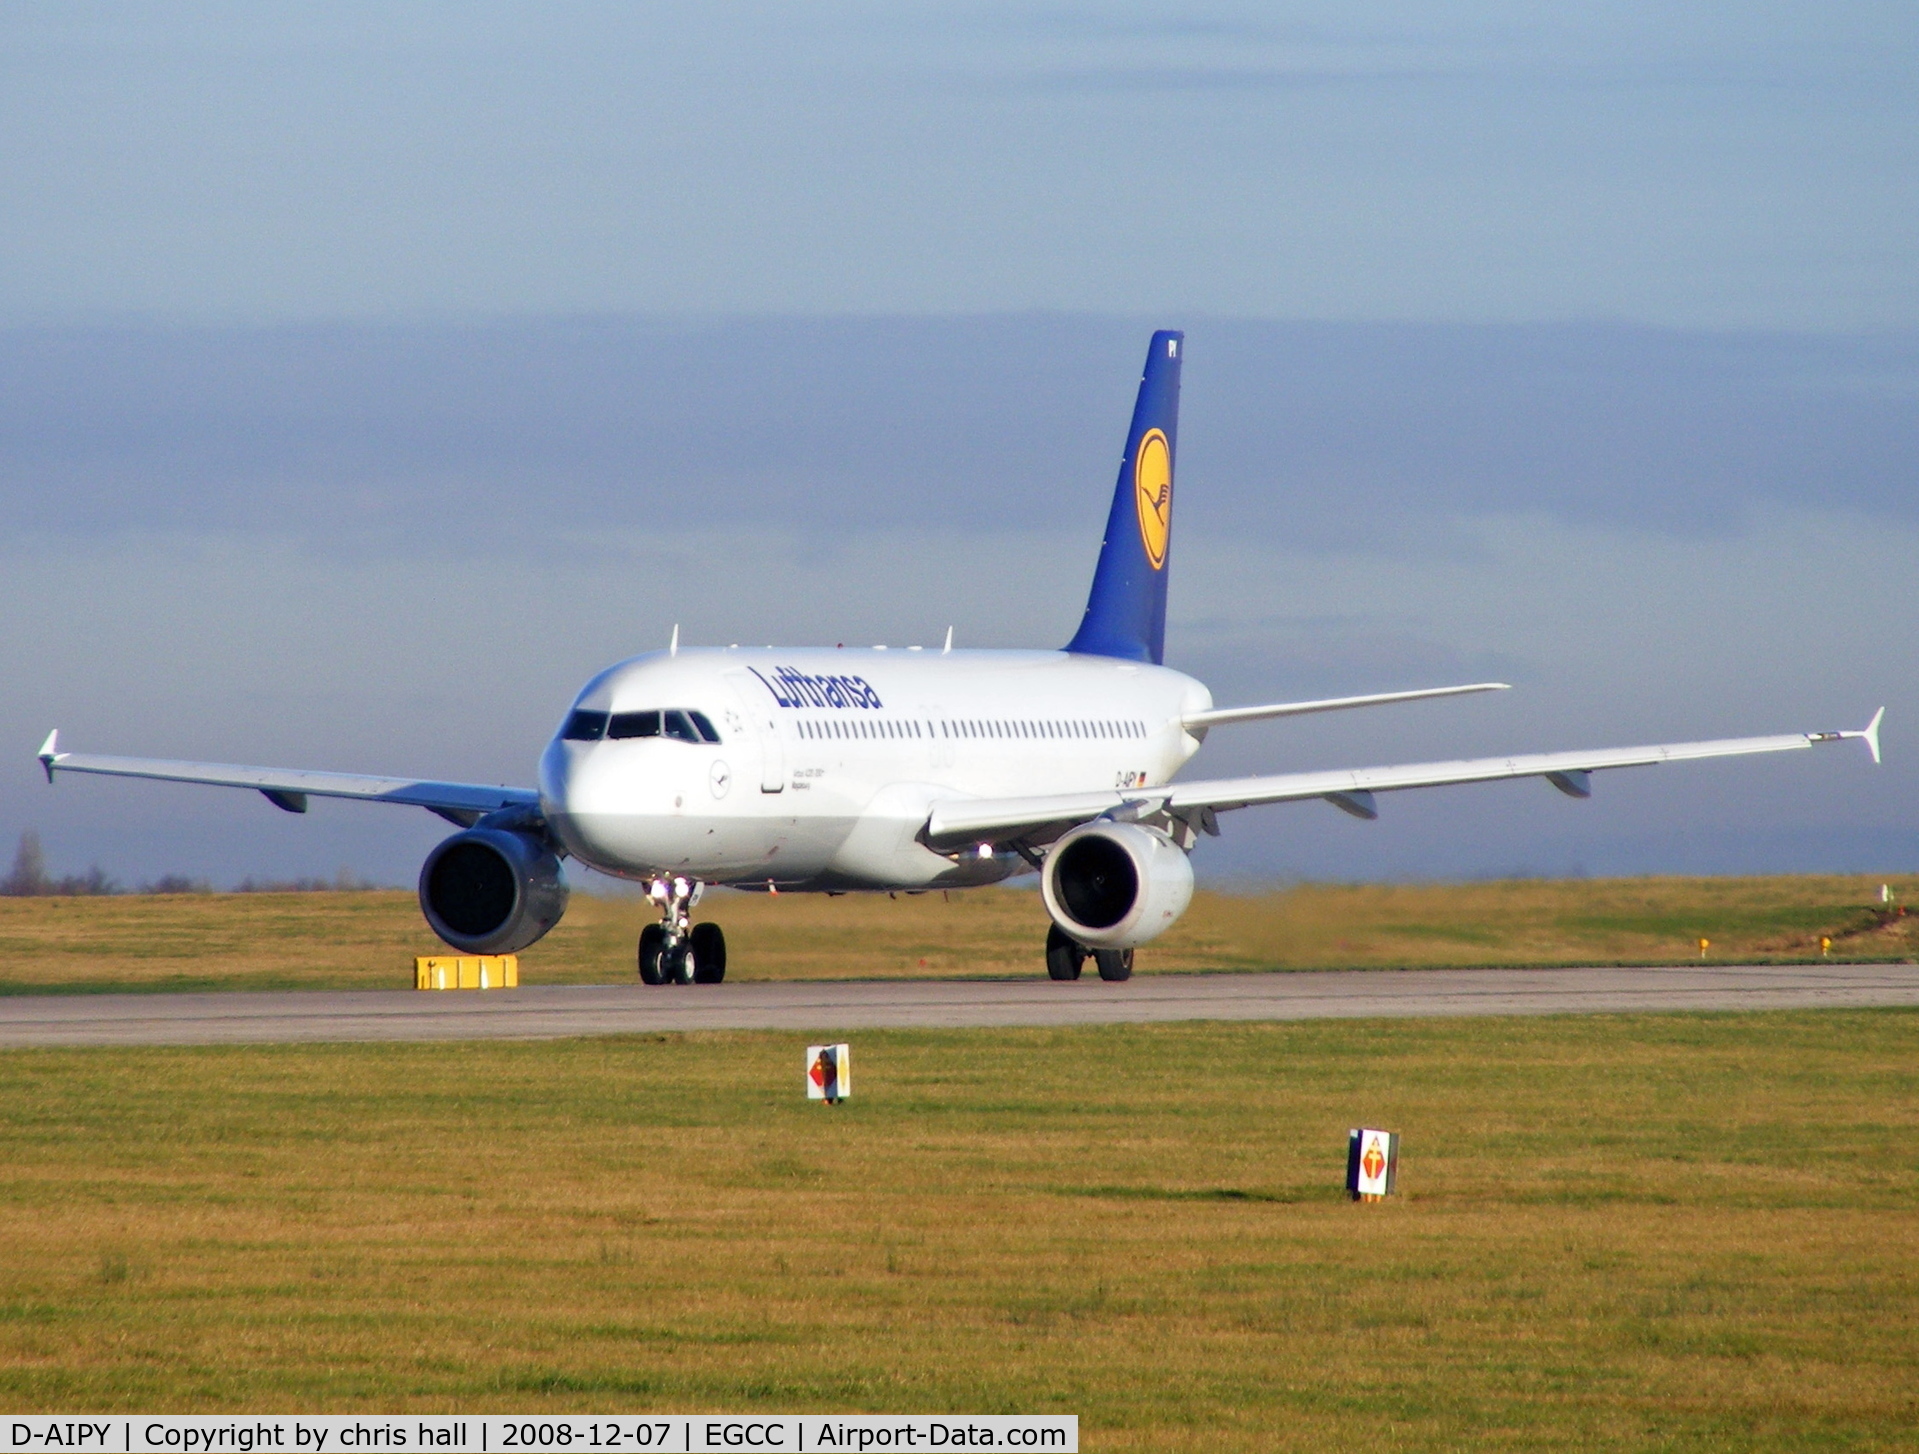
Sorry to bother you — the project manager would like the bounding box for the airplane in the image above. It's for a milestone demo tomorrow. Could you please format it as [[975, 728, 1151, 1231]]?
[[36, 330, 1884, 985]]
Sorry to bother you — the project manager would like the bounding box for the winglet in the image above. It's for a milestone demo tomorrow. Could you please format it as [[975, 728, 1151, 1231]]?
[[37, 729, 60, 784], [1825, 707, 1884, 764], [1861, 706, 1885, 765]]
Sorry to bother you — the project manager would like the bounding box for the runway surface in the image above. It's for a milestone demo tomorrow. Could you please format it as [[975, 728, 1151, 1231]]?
[[1, 963, 1916, 1047]]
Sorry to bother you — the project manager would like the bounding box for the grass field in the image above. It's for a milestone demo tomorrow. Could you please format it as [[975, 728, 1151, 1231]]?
[[0, 874, 1913, 994], [0, 1012, 1914, 1447]]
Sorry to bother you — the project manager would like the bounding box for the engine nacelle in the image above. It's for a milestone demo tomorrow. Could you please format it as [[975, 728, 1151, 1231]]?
[[419, 828, 569, 954], [1041, 821, 1194, 950]]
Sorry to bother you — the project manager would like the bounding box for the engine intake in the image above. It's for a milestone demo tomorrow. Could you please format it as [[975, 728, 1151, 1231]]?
[[419, 828, 568, 954], [1041, 821, 1194, 950]]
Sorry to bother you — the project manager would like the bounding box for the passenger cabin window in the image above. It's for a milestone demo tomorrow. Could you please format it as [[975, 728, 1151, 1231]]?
[[563, 709, 609, 741]]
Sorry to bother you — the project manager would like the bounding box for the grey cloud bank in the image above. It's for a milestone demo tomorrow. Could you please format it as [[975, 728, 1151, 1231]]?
[[2, 316, 1912, 887], [6, 316, 1915, 545]]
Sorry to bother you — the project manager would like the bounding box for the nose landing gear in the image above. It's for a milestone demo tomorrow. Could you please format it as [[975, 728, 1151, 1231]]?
[[638, 876, 727, 985]]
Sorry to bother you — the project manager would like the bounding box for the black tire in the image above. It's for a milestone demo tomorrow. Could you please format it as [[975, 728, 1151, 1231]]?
[[638, 923, 667, 985], [1094, 948, 1133, 982], [1045, 923, 1085, 981], [665, 941, 696, 985], [691, 922, 727, 983]]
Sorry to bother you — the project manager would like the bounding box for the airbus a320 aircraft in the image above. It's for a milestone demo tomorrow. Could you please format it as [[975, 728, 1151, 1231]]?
[[38, 331, 1883, 984]]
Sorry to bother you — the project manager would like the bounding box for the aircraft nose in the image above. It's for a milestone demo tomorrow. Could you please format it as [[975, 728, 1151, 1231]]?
[[539, 736, 591, 836], [540, 735, 643, 866]]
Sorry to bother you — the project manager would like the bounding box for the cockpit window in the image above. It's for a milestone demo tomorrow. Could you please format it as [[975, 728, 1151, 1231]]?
[[596, 708, 722, 744], [608, 710, 661, 740], [563, 709, 608, 741]]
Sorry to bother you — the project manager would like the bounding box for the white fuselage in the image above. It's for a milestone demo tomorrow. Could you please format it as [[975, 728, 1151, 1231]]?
[[540, 647, 1210, 890]]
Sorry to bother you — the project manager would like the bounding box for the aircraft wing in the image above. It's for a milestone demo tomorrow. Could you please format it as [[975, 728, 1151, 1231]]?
[[36, 732, 538, 827], [923, 710, 1884, 848]]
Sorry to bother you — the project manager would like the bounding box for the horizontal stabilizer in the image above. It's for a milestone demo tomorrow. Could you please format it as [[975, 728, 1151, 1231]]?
[[1183, 681, 1509, 730]]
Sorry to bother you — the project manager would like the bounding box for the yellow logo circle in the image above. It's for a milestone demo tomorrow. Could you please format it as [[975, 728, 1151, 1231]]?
[[1133, 428, 1171, 570]]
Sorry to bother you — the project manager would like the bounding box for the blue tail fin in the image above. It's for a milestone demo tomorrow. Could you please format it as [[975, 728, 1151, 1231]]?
[[1065, 329, 1183, 665]]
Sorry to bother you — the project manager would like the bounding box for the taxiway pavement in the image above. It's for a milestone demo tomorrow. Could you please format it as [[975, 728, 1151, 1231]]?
[[1, 963, 1915, 1048]]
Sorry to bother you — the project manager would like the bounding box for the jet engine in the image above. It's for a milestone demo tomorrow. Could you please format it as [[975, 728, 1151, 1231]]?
[[419, 827, 569, 954], [1040, 821, 1194, 950]]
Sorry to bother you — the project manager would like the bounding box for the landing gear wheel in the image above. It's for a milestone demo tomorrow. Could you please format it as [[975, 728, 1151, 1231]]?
[[1094, 948, 1134, 982], [638, 923, 667, 985], [690, 922, 727, 983], [664, 942, 696, 985], [1045, 924, 1085, 981]]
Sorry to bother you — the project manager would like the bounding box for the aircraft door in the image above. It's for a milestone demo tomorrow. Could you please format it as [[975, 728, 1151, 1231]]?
[[726, 671, 787, 793], [923, 704, 954, 769]]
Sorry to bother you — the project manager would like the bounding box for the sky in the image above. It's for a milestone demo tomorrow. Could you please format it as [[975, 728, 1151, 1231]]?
[[1, 4, 1915, 889]]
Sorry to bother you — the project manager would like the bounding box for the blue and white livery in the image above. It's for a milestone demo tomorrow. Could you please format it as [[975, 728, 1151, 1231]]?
[[37, 332, 1884, 983]]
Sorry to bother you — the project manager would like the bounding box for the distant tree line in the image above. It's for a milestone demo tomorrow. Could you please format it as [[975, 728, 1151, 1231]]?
[[1, 832, 115, 895], [0, 831, 382, 896], [234, 869, 384, 893]]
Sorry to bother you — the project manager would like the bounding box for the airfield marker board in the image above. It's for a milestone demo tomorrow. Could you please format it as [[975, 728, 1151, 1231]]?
[[1347, 1128, 1399, 1201], [807, 1043, 850, 1103], [415, 955, 518, 990]]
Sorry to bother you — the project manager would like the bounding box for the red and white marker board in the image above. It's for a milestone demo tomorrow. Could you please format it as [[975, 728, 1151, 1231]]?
[[807, 1043, 850, 1102], [1346, 1127, 1398, 1200]]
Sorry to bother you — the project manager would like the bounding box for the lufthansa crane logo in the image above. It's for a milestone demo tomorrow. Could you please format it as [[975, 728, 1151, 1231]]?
[[1133, 427, 1172, 570]]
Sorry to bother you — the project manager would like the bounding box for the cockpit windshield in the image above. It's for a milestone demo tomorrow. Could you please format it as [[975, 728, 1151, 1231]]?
[[608, 710, 659, 739], [562, 709, 608, 741], [567, 707, 721, 744]]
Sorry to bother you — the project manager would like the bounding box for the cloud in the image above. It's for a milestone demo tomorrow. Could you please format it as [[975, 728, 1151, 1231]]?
[[4, 317, 1915, 552]]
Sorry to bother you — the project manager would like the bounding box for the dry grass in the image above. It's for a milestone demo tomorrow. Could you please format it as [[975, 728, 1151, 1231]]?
[[1, 874, 1914, 994], [0, 1012, 1914, 1448]]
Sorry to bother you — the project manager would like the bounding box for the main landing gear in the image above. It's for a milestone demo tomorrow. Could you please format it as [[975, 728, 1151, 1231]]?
[[1045, 924, 1132, 982], [638, 876, 726, 986]]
